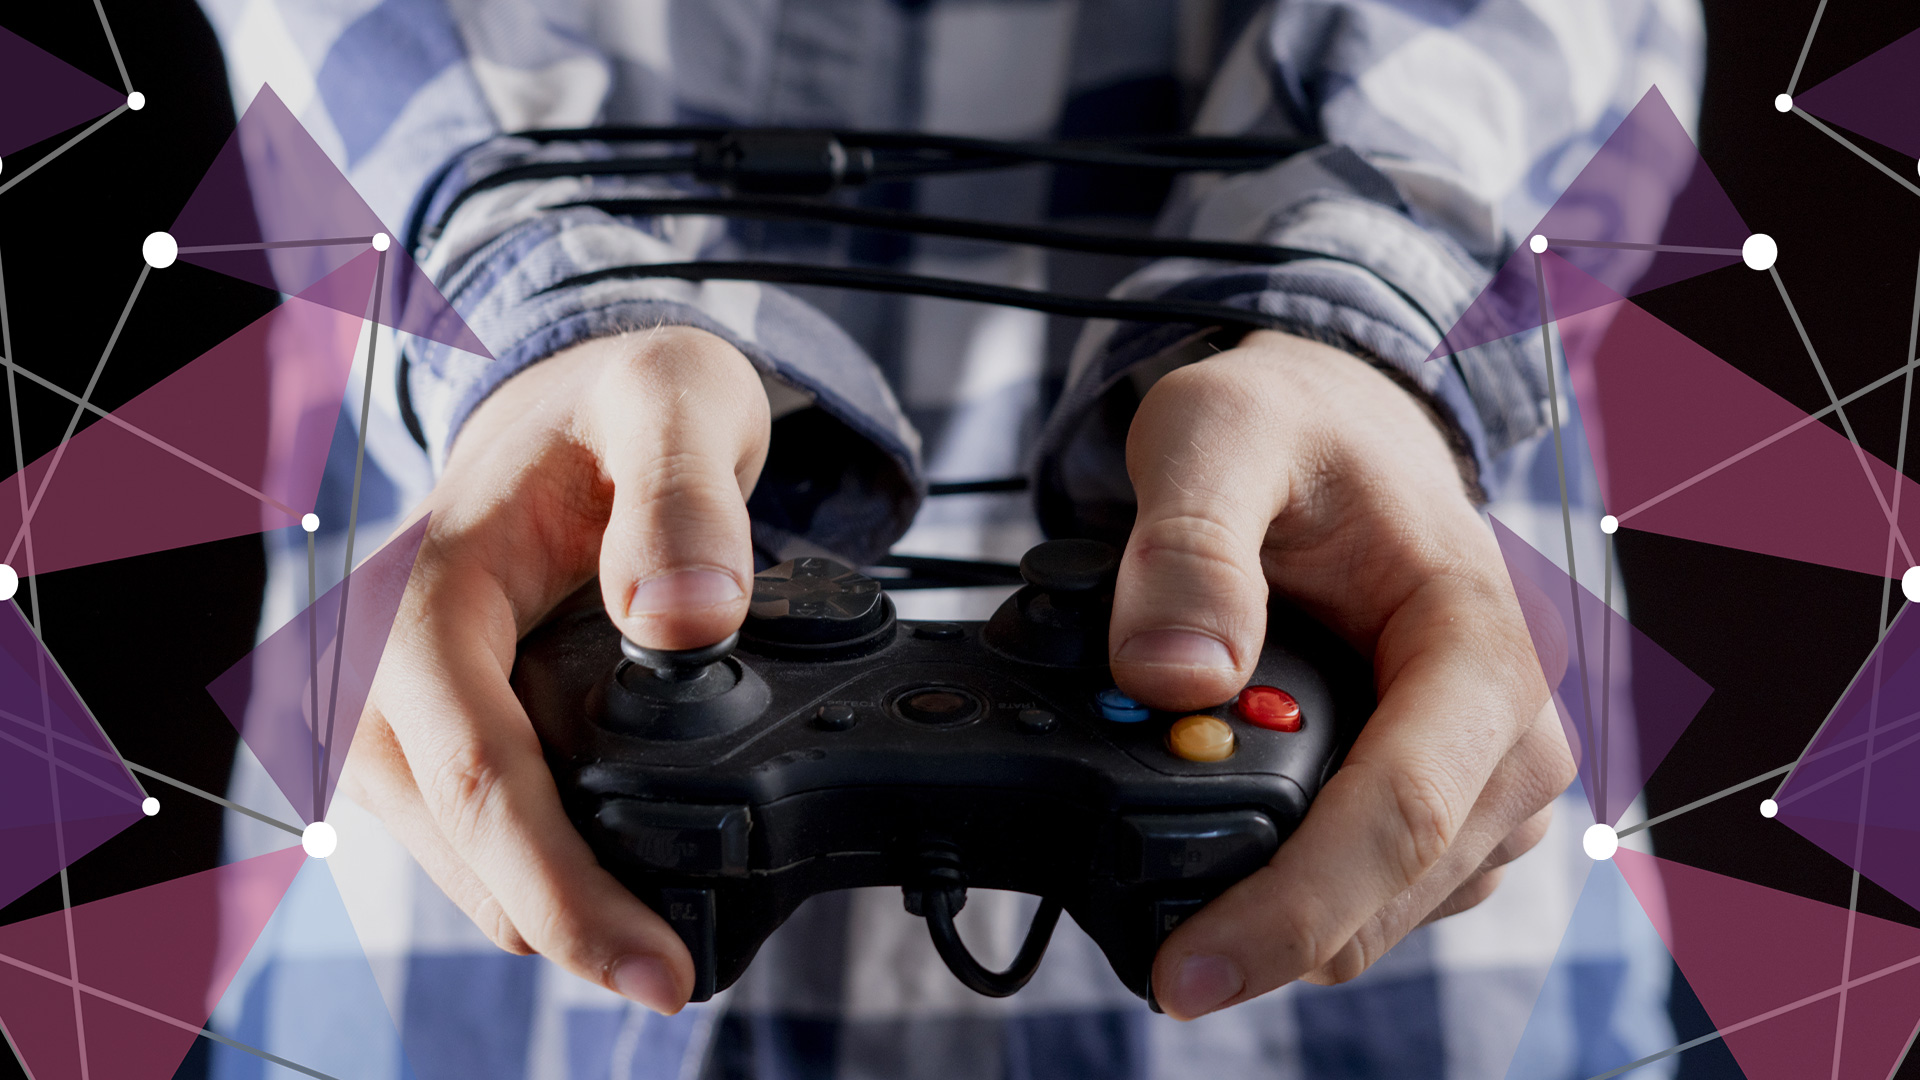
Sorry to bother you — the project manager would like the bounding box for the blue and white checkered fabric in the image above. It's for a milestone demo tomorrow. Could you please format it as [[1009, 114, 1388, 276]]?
[[197, 1, 1704, 1076]]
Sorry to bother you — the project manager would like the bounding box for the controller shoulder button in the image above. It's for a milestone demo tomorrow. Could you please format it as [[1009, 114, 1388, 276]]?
[[1120, 810, 1279, 883], [597, 800, 751, 877]]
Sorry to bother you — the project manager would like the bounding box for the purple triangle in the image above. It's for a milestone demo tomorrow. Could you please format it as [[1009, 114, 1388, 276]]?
[[171, 85, 491, 359], [206, 516, 429, 824], [1429, 86, 1748, 359], [1775, 602, 1920, 916], [1795, 26, 1920, 159], [0, 26, 125, 159], [0, 602, 146, 912], [1490, 515, 1714, 826]]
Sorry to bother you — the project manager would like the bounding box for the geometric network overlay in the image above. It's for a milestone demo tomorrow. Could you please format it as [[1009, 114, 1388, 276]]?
[[1491, 515, 1714, 829], [207, 516, 431, 826], [172, 85, 491, 358], [0, 600, 146, 913], [1774, 602, 1920, 919], [1427, 86, 1749, 359], [0, 25, 124, 159]]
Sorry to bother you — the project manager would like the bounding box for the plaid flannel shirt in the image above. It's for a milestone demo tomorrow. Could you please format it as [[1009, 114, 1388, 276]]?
[[196, 0, 1704, 1076]]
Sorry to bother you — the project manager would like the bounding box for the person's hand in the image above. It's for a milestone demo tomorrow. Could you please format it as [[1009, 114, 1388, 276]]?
[[341, 326, 769, 1015], [1112, 330, 1576, 1019]]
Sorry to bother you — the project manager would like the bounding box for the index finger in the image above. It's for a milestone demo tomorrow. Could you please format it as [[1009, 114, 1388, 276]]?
[[378, 548, 697, 1012], [1148, 572, 1547, 1018]]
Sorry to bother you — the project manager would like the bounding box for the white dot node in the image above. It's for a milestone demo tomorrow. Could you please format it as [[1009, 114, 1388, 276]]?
[[1742, 233, 1777, 272], [1904, 566, 1920, 604], [126, 91, 146, 111], [1529, 234, 1548, 254], [141, 797, 160, 816], [0, 564, 17, 602], [142, 231, 178, 269], [302, 821, 338, 859], [1760, 798, 1779, 819], [0, 157, 6, 177], [1601, 515, 1619, 534], [301, 512, 321, 533], [1582, 822, 1619, 861], [372, 232, 391, 252], [1774, 94, 1793, 113]]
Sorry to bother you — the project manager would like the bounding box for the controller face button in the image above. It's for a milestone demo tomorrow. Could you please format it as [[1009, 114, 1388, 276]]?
[[1123, 811, 1279, 883], [1235, 685, 1301, 732], [1167, 715, 1236, 762], [897, 686, 984, 725], [815, 703, 858, 730], [1017, 708, 1058, 734], [913, 623, 966, 641], [1096, 688, 1150, 724], [597, 800, 751, 877]]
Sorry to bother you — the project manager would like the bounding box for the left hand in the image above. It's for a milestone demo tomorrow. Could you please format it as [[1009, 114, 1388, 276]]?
[[1112, 330, 1576, 1019]]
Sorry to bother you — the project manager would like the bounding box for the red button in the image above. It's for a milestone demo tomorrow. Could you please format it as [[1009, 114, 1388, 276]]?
[[1236, 686, 1300, 731]]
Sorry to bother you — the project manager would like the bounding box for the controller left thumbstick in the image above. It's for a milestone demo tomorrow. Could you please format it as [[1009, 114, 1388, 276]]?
[[621, 632, 740, 682]]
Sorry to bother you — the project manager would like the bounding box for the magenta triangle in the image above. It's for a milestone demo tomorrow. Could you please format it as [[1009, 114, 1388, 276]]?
[[0, 600, 146, 913], [1615, 849, 1920, 1080], [0, 25, 124, 159], [1795, 26, 1920, 159], [1429, 86, 1748, 359], [171, 84, 491, 358], [0, 847, 307, 1080], [0, 254, 377, 577], [206, 516, 430, 824], [1541, 252, 1920, 579]]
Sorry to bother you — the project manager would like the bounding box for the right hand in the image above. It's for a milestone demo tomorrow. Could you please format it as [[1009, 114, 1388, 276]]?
[[342, 326, 770, 1014]]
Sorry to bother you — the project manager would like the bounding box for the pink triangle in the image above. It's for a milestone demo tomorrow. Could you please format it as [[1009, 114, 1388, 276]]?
[[207, 516, 430, 823], [0, 26, 125, 159], [0, 255, 376, 577], [1615, 850, 1920, 1080], [171, 84, 491, 358], [1543, 252, 1920, 580], [1430, 86, 1748, 359], [1796, 26, 1920, 159], [0, 847, 306, 1080]]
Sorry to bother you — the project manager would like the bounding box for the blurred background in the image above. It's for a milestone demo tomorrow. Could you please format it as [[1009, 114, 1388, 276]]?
[[1, 2, 1918, 1078]]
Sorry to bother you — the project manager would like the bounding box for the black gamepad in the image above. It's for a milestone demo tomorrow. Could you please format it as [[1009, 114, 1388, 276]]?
[[511, 539, 1374, 1008]]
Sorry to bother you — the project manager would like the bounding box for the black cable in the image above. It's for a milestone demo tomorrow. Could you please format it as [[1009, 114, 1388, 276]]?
[[922, 888, 1065, 997], [431, 155, 697, 237], [533, 261, 1296, 332], [864, 554, 1025, 590], [924, 477, 1029, 495], [558, 195, 1327, 265]]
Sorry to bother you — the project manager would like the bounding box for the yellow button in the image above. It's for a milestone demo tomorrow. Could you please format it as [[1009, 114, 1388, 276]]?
[[1167, 715, 1236, 762]]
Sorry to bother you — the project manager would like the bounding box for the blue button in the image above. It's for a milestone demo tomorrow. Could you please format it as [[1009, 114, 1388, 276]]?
[[1097, 688, 1150, 724]]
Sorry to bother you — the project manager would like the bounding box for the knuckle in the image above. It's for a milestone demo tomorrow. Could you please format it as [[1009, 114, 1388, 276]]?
[[1384, 767, 1463, 888], [1128, 513, 1261, 589], [473, 893, 532, 955], [423, 740, 510, 853]]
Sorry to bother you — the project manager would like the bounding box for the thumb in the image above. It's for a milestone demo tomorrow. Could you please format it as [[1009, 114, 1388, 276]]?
[[588, 328, 770, 650], [1109, 364, 1289, 711]]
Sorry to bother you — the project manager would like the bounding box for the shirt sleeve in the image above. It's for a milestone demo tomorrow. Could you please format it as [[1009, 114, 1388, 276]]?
[[1032, 0, 1705, 539], [193, 0, 924, 566]]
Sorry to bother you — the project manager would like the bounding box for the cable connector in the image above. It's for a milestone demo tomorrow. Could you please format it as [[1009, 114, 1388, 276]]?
[[694, 131, 874, 195]]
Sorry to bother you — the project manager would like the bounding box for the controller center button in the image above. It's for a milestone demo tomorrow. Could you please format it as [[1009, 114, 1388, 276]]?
[[913, 623, 965, 641], [1096, 688, 1150, 724], [896, 686, 983, 725], [1167, 715, 1236, 762], [816, 703, 857, 731], [1016, 708, 1058, 734], [1235, 685, 1301, 732]]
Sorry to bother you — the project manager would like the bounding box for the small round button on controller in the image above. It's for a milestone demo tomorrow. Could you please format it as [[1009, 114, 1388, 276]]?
[[1016, 708, 1058, 734], [1235, 685, 1301, 732], [1096, 688, 1149, 724], [815, 703, 857, 731], [896, 686, 983, 726], [1167, 715, 1236, 762]]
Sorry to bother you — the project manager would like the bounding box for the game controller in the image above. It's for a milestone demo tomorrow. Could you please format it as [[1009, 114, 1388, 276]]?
[[512, 539, 1374, 1008]]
